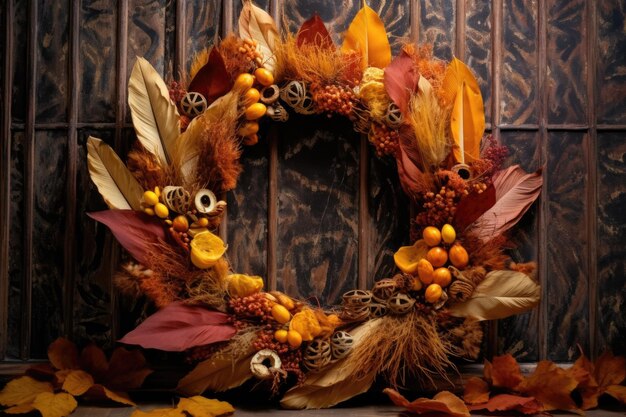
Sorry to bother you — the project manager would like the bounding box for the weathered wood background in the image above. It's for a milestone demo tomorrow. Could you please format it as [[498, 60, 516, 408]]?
[[1, 0, 625, 364]]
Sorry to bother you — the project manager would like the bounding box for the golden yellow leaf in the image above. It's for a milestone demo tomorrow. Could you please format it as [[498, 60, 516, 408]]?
[[62, 370, 94, 396], [289, 309, 322, 341], [32, 392, 78, 417], [341, 5, 391, 69], [0, 376, 53, 406], [238, 1, 280, 72], [177, 396, 235, 417], [131, 407, 185, 417], [605, 385, 626, 403], [3, 404, 36, 414], [48, 338, 80, 371]]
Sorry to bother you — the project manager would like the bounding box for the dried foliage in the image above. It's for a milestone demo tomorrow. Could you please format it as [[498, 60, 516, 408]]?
[[126, 142, 168, 191], [403, 44, 447, 104], [385, 388, 470, 417], [217, 35, 256, 77], [461, 232, 511, 272], [131, 396, 234, 417]]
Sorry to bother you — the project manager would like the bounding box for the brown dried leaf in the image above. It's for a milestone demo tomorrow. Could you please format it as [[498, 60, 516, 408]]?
[[102, 347, 152, 391], [467, 394, 542, 415], [3, 404, 36, 414], [48, 338, 80, 370], [595, 351, 626, 389], [605, 385, 626, 403], [25, 363, 56, 381], [567, 352, 599, 410], [517, 360, 580, 413], [54, 370, 72, 386], [384, 388, 470, 417], [62, 370, 94, 396], [131, 407, 185, 417], [79, 343, 109, 381], [85, 384, 135, 406], [491, 354, 524, 390], [32, 392, 78, 417], [177, 396, 235, 417], [0, 376, 53, 406], [483, 359, 493, 384], [463, 376, 490, 405]]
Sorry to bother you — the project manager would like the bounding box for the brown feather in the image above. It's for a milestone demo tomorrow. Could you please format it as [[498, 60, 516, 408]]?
[[126, 142, 168, 190]]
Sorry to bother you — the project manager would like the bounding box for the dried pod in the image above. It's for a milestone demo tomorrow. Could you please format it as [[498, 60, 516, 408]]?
[[340, 304, 370, 322], [280, 80, 307, 108], [266, 103, 289, 122], [342, 289, 372, 306], [452, 163, 473, 181], [181, 91, 207, 117], [371, 278, 399, 303], [433, 290, 449, 310], [384, 102, 403, 128], [448, 279, 474, 303], [369, 302, 388, 318], [193, 188, 217, 214], [260, 84, 280, 104], [387, 293, 415, 315], [304, 340, 332, 372], [250, 349, 282, 379], [162, 186, 191, 213], [331, 331, 354, 359], [351, 102, 371, 134]]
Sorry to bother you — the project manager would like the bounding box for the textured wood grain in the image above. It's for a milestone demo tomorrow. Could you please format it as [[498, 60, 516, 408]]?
[[420, 0, 455, 60], [10, 0, 29, 123], [547, 0, 587, 124], [596, 133, 626, 354], [276, 116, 359, 305], [465, 0, 492, 125], [183, 0, 221, 73], [79, 0, 118, 122], [500, 0, 538, 125], [596, 1, 626, 124], [546, 132, 589, 361]]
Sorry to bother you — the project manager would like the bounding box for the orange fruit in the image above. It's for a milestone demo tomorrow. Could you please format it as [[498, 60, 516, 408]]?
[[433, 267, 452, 287], [189, 231, 227, 269], [274, 329, 288, 343], [287, 330, 303, 348], [245, 103, 267, 120], [426, 246, 448, 267], [422, 226, 442, 247], [449, 244, 469, 269], [425, 284, 443, 303], [441, 224, 456, 244], [254, 67, 274, 86], [172, 215, 189, 232], [416, 259, 434, 284], [142, 190, 159, 206], [238, 121, 259, 136], [243, 87, 260, 106], [393, 240, 429, 274], [243, 134, 259, 146], [410, 278, 423, 291], [271, 304, 291, 324], [154, 202, 169, 218], [234, 73, 255, 92]]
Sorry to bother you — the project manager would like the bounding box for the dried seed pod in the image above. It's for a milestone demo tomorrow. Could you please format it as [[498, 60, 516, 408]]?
[[452, 163, 473, 181], [250, 349, 282, 379], [260, 84, 280, 104], [304, 340, 332, 372], [384, 102, 403, 128], [433, 290, 449, 310], [371, 278, 399, 303], [280, 80, 306, 108], [340, 304, 370, 322], [448, 266, 486, 302], [342, 289, 372, 306], [181, 91, 207, 117], [387, 293, 416, 315], [162, 186, 191, 214], [266, 103, 289, 122], [331, 331, 354, 359], [369, 302, 388, 318]]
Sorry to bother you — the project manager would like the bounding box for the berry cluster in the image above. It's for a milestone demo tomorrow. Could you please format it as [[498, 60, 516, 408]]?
[[253, 328, 290, 354], [469, 181, 488, 194], [415, 187, 462, 229], [368, 122, 399, 157], [239, 38, 264, 67], [229, 293, 273, 322], [168, 80, 187, 106], [310, 84, 356, 117], [281, 349, 306, 385]]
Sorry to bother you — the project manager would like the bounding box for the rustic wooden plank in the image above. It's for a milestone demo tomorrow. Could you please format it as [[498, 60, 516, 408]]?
[[596, 133, 626, 355], [465, 0, 492, 125], [10, 0, 28, 124], [420, 0, 455, 60], [78, 0, 118, 123], [546, 0, 587, 124], [30, 130, 67, 358], [596, 0, 626, 124], [182, 0, 221, 72], [500, 0, 538, 125]]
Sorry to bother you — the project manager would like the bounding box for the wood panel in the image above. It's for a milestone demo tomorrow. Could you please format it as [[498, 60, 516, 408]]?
[[465, 0, 492, 125], [182, 0, 221, 72], [419, 0, 455, 60], [10, 0, 28, 123]]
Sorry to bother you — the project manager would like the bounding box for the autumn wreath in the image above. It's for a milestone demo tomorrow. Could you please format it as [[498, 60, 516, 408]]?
[[45, 1, 545, 410]]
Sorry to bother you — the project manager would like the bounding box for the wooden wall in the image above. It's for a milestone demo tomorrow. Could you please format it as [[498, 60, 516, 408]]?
[[1, 0, 624, 363]]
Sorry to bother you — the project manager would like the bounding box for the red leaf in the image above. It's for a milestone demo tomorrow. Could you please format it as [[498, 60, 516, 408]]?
[[384, 50, 419, 115], [491, 354, 524, 390], [88, 210, 166, 266], [188, 48, 232, 106], [119, 302, 237, 352], [453, 184, 496, 231], [296, 14, 334, 49], [468, 394, 543, 415]]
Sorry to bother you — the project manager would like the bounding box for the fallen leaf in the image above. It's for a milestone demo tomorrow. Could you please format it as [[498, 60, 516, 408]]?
[[177, 396, 235, 417], [85, 384, 135, 406], [102, 346, 152, 391], [79, 343, 109, 381], [384, 388, 470, 417], [517, 360, 580, 413], [131, 407, 185, 417], [567, 352, 599, 410], [491, 354, 524, 390], [595, 351, 626, 389], [187, 48, 232, 107], [605, 385, 626, 403], [25, 363, 56, 381], [296, 14, 334, 49], [3, 404, 36, 414], [463, 376, 490, 404], [54, 370, 73, 386], [467, 394, 542, 415], [62, 370, 94, 396], [0, 376, 53, 406], [48, 338, 80, 370], [32, 392, 78, 417], [483, 359, 493, 384]]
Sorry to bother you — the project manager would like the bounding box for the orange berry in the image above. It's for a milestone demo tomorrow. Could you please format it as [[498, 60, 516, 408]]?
[[243, 87, 260, 106], [432, 267, 452, 288], [449, 244, 469, 269], [271, 304, 291, 324], [254, 67, 274, 86], [274, 329, 288, 343], [245, 102, 267, 120], [243, 134, 259, 146], [172, 215, 189, 232], [287, 330, 303, 348], [238, 121, 259, 136], [426, 247, 448, 268], [441, 224, 456, 244], [422, 226, 442, 247], [417, 259, 434, 285], [234, 73, 255, 92], [425, 284, 443, 303]]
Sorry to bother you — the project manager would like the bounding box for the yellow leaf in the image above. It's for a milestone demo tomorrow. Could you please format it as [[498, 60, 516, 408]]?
[[32, 392, 78, 417], [62, 370, 94, 396], [4, 404, 36, 414], [341, 5, 391, 69], [238, 1, 280, 72], [131, 407, 185, 417], [0, 376, 53, 406], [442, 57, 485, 163], [289, 309, 322, 341], [48, 338, 80, 370], [177, 396, 235, 417]]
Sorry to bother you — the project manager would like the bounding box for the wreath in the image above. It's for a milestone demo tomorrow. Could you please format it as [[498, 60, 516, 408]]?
[[82, 1, 542, 410]]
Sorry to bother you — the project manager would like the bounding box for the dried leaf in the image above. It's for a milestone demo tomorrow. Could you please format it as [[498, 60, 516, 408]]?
[[48, 338, 80, 370], [85, 384, 135, 406], [448, 270, 540, 321], [0, 376, 53, 406], [177, 396, 235, 417], [87, 137, 144, 211], [26, 363, 56, 382], [595, 351, 626, 389], [384, 389, 470, 417], [467, 394, 542, 415], [187, 48, 232, 107], [453, 184, 496, 232], [491, 354, 524, 390], [87, 210, 166, 266], [61, 370, 94, 396], [132, 408, 185, 417], [483, 359, 493, 384], [463, 376, 490, 405], [238, 1, 280, 72], [296, 14, 334, 49], [102, 347, 152, 391], [384, 50, 419, 115], [119, 302, 236, 352], [128, 57, 180, 165], [470, 165, 543, 242], [341, 5, 391, 69], [54, 370, 72, 386], [605, 385, 626, 403], [32, 392, 78, 417], [3, 404, 36, 414], [79, 344, 109, 382], [517, 360, 580, 413], [567, 352, 599, 410]]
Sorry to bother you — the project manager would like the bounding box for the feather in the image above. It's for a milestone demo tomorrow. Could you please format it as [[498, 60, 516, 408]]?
[[341, 5, 391, 69], [238, 1, 280, 73], [87, 137, 143, 210], [296, 14, 334, 49], [384, 50, 420, 115], [469, 165, 543, 242], [448, 270, 541, 321], [280, 320, 380, 409], [187, 48, 232, 107], [441, 57, 485, 163], [128, 57, 181, 165]]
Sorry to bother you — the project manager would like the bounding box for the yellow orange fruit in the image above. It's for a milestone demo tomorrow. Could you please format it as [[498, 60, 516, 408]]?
[[243, 134, 259, 146], [410, 278, 423, 291], [433, 267, 452, 288], [393, 240, 429, 274], [425, 283, 443, 303], [243, 87, 260, 106], [426, 246, 448, 267], [449, 244, 469, 269], [441, 224, 456, 244], [238, 121, 259, 136], [234, 73, 255, 92], [172, 215, 189, 232], [245, 103, 267, 120], [416, 258, 434, 285], [195, 217, 209, 227], [143, 207, 155, 216], [142, 190, 159, 206], [254, 67, 274, 86], [422, 226, 442, 247], [287, 330, 303, 348], [271, 304, 291, 324], [274, 329, 288, 343], [154, 202, 169, 218], [189, 231, 227, 269], [226, 274, 263, 297]]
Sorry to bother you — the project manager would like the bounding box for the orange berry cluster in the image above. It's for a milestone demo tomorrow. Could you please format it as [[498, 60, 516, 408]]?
[[254, 328, 291, 354], [228, 293, 273, 322], [415, 187, 464, 229], [281, 349, 306, 385], [470, 181, 488, 194], [238, 38, 263, 67], [368, 122, 399, 157], [310, 83, 355, 117]]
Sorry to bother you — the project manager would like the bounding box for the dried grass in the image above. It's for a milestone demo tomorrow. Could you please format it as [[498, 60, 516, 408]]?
[[126, 142, 168, 191], [406, 90, 450, 172]]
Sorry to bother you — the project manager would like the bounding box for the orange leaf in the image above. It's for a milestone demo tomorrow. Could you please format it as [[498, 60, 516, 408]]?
[[3, 403, 36, 414], [517, 361, 580, 413], [47, 338, 79, 370], [384, 388, 470, 417], [54, 370, 72, 386], [341, 5, 391, 69], [131, 407, 185, 417], [491, 354, 524, 390], [567, 352, 599, 410], [0, 376, 53, 406], [595, 351, 626, 389], [62, 370, 94, 396], [32, 392, 78, 417], [102, 347, 152, 391], [79, 343, 109, 381], [463, 376, 490, 405], [177, 396, 235, 417], [467, 394, 542, 415], [296, 14, 334, 50], [483, 359, 493, 384], [605, 385, 626, 404], [85, 384, 135, 406]]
